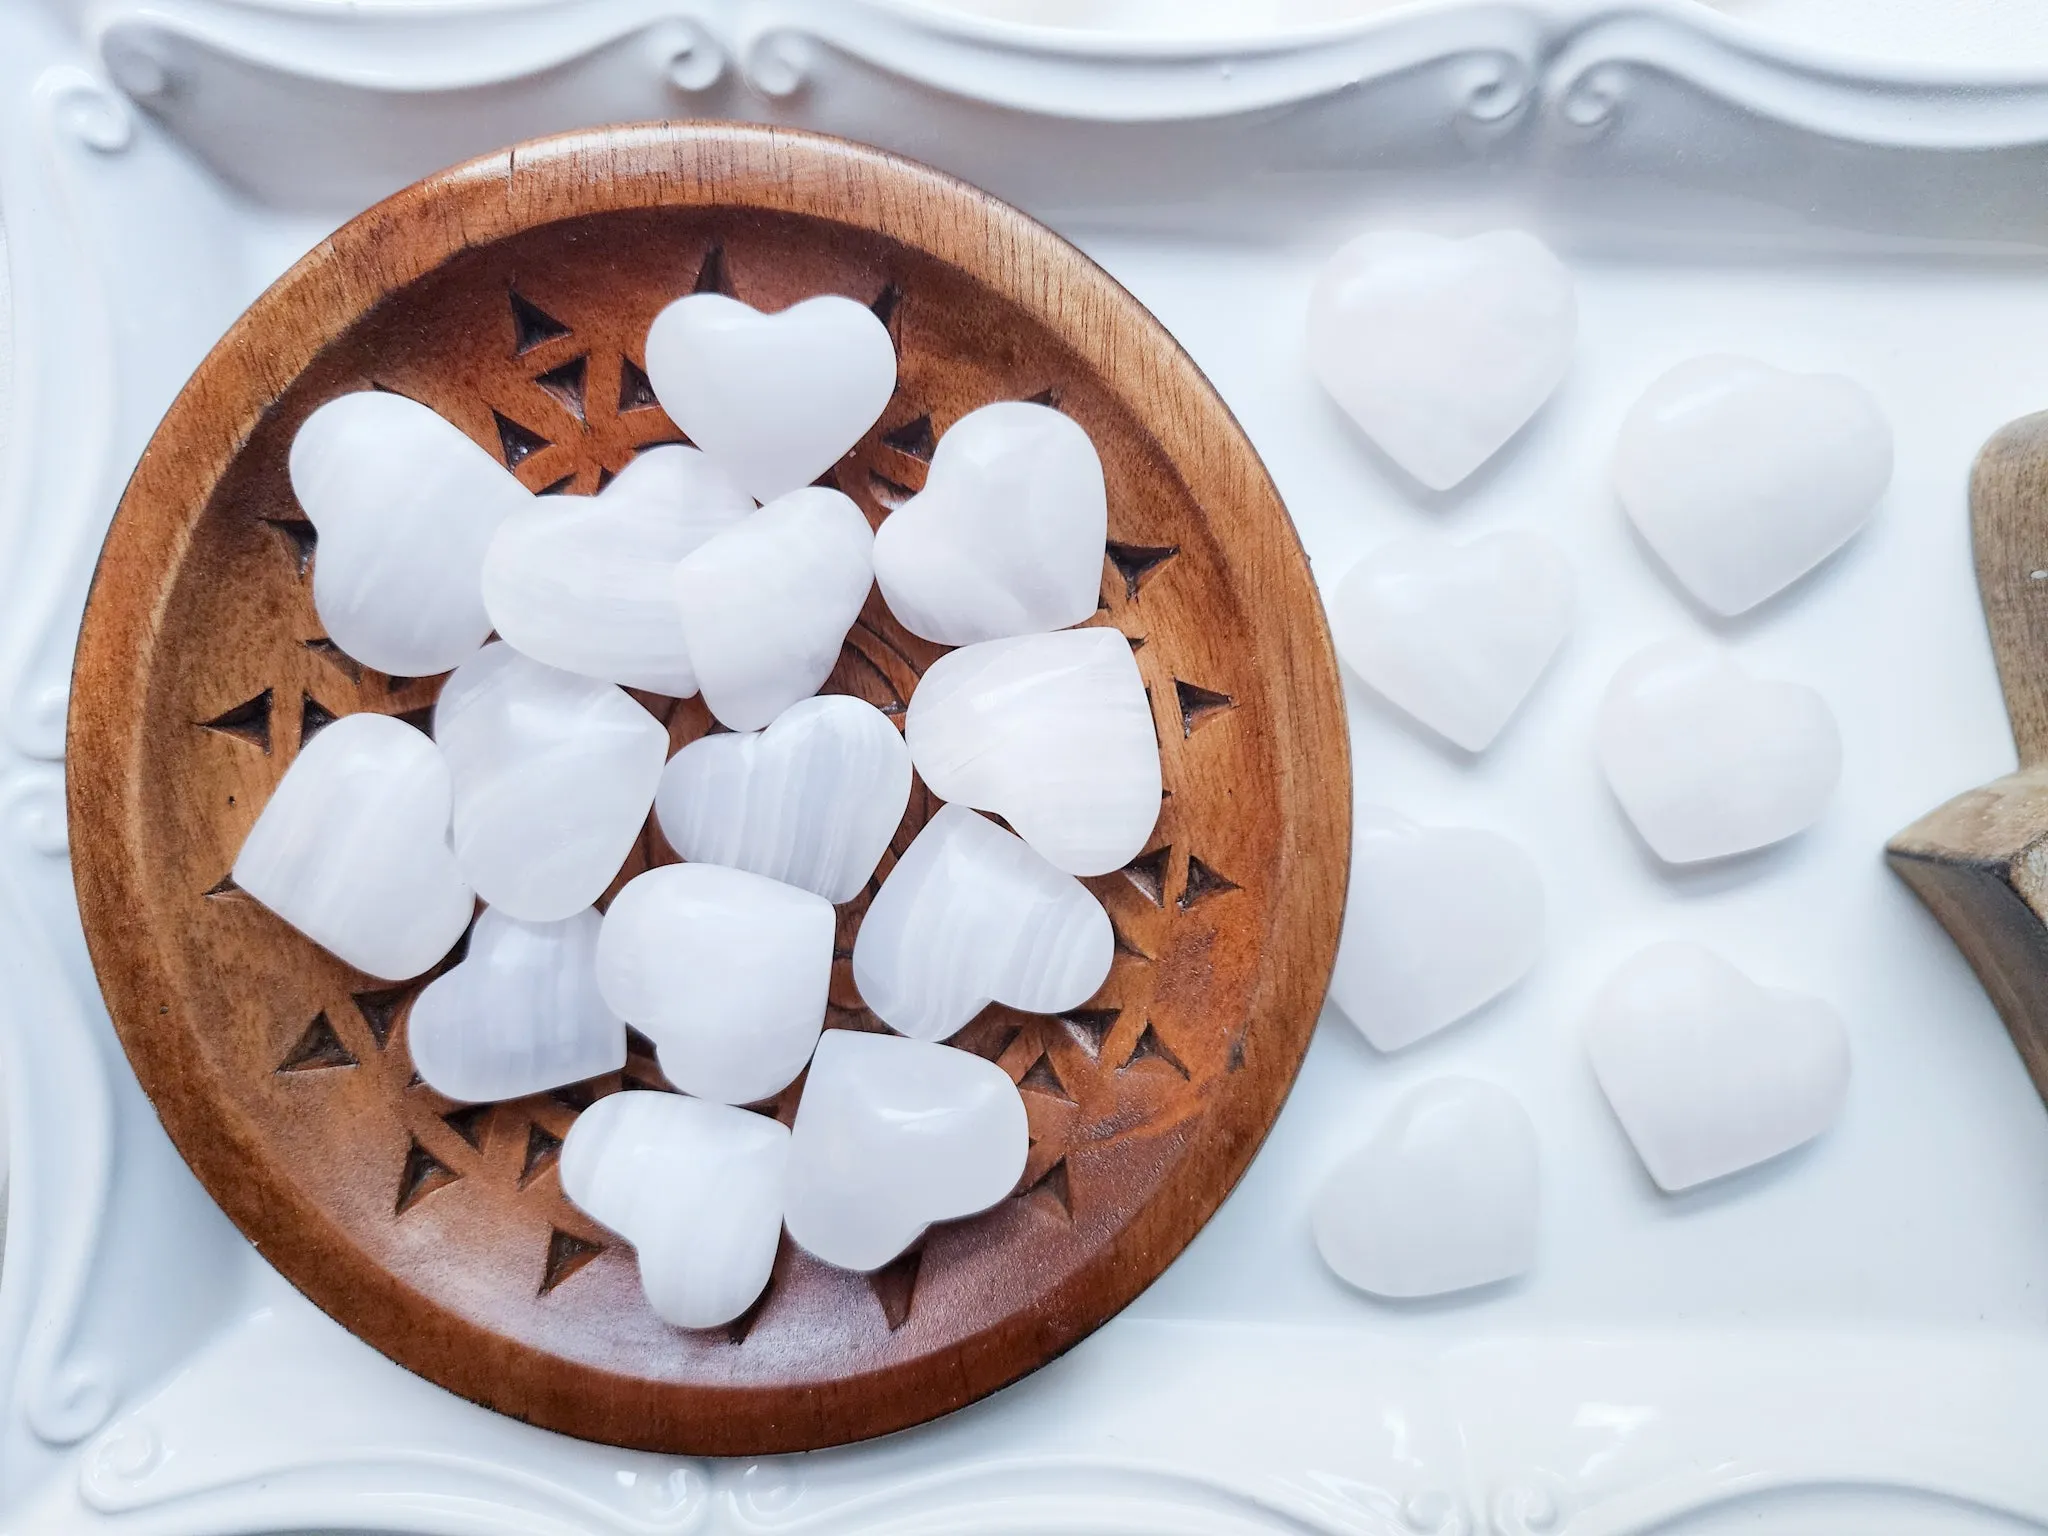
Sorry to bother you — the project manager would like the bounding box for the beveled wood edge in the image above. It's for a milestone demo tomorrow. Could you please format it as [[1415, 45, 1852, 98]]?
[[66, 120, 1349, 1453]]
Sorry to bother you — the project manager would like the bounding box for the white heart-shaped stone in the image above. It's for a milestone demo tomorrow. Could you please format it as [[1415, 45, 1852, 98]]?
[[1597, 639, 1841, 864], [559, 1088, 789, 1329], [233, 711, 472, 981], [1329, 530, 1573, 752], [783, 1029, 1028, 1272], [289, 391, 533, 676], [1586, 942, 1850, 1192], [673, 487, 875, 732], [904, 626, 1160, 876], [433, 643, 669, 921], [1614, 356, 1893, 617], [645, 293, 897, 503], [596, 863, 833, 1105], [871, 401, 1107, 645], [1307, 230, 1577, 490], [655, 695, 910, 904], [407, 906, 624, 1103], [481, 445, 753, 695], [854, 804, 1113, 1042], [1313, 1077, 1539, 1299], [1331, 808, 1544, 1053]]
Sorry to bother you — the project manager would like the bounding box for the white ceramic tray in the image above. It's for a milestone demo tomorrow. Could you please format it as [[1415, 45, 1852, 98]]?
[[7, 1, 2048, 1531]]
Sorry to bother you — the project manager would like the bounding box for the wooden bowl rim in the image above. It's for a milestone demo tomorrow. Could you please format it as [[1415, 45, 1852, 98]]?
[[66, 120, 1350, 1454]]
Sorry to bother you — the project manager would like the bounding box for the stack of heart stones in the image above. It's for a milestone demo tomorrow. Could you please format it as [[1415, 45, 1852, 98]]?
[[235, 289, 1157, 1329]]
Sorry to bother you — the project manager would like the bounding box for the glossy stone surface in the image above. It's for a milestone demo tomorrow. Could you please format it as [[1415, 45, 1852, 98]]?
[[853, 804, 1113, 1042], [407, 906, 624, 1103], [655, 694, 910, 904], [233, 711, 473, 982], [1586, 942, 1851, 1192], [783, 1029, 1029, 1272], [1313, 1077, 1540, 1299], [1615, 355, 1893, 617], [481, 444, 753, 695], [1330, 808, 1545, 1053], [432, 643, 669, 921], [905, 626, 1159, 876], [1597, 639, 1841, 864], [289, 390, 533, 676], [1329, 529, 1573, 753], [595, 863, 834, 1105], [643, 292, 897, 503], [872, 400, 1107, 645], [559, 1089, 789, 1329], [672, 487, 876, 732], [1307, 229, 1577, 490]]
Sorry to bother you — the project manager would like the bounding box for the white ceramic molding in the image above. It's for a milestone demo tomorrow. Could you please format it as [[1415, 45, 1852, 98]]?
[[8, 0, 2048, 1531]]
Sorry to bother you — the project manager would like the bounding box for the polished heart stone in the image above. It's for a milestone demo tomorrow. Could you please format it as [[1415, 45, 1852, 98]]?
[[673, 487, 876, 732], [1307, 229, 1577, 491], [853, 804, 1113, 1042], [233, 711, 473, 982], [595, 862, 833, 1105], [904, 626, 1159, 876], [1614, 356, 1892, 617], [871, 400, 1107, 645], [433, 643, 668, 921], [644, 292, 897, 503], [559, 1088, 789, 1329], [1586, 942, 1850, 1192], [1331, 807, 1545, 1053], [655, 694, 910, 904], [783, 1029, 1028, 1272], [407, 906, 624, 1103], [1597, 639, 1841, 864], [1313, 1076, 1539, 1299], [1329, 529, 1573, 752], [289, 390, 533, 676], [481, 444, 753, 695]]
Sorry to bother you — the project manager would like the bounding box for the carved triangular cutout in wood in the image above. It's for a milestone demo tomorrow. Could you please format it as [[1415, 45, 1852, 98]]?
[[881, 414, 935, 461], [1018, 1052, 1073, 1102], [1059, 1008, 1119, 1059], [594, 467, 616, 492], [536, 472, 577, 496], [551, 1081, 597, 1113], [1110, 915, 1152, 962], [870, 282, 903, 328], [1178, 854, 1241, 910], [263, 518, 317, 578], [1121, 844, 1170, 906], [1024, 385, 1060, 408], [299, 692, 339, 744], [538, 1227, 602, 1294], [492, 409, 551, 469], [442, 1103, 492, 1150], [395, 1138, 459, 1213], [533, 355, 589, 423], [868, 1246, 922, 1331], [693, 244, 730, 296], [618, 356, 660, 413], [277, 1011, 356, 1072], [1025, 1157, 1073, 1217], [520, 1122, 563, 1185], [869, 470, 916, 510], [1123, 1020, 1190, 1079], [1174, 678, 1236, 737], [508, 289, 571, 354], [302, 637, 360, 682], [958, 1017, 1024, 1064], [198, 690, 273, 753], [203, 870, 240, 898], [1105, 540, 1180, 601]]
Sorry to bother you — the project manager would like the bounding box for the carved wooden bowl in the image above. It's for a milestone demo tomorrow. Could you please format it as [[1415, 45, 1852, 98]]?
[[66, 123, 1348, 1455]]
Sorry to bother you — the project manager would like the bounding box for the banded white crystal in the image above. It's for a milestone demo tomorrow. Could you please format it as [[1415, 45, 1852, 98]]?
[[905, 626, 1160, 876], [289, 390, 532, 676], [560, 1089, 789, 1329], [407, 906, 624, 1103], [481, 444, 753, 694], [783, 1029, 1028, 1272], [595, 863, 833, 1105], [233, 711, 472, 982], [656, 694, 910, 903], [433, 643, 668, 921], [853, 804, 1113, 1042]]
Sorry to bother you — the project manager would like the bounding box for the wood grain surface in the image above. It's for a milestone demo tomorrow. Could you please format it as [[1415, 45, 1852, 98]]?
[[65, 123, 1349, 1454]]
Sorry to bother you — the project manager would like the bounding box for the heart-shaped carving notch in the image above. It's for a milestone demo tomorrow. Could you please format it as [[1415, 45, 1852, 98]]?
[[560, 1088, 790, 1329], [289, 390, 534, 677], [233, 712, 473, 982], [1614, 355, 1892, 617], [1307, 229, 1577, 491], [783, 1029, 1028, 1273], [1597, 639, 1841, 864], [853, 803, 1113, 1042], [1329, 530, 1574, 753], [1331, 807, 1544, 1053], [872, 400, 1108, 645], [408, 906, 625, 1103], [1313, 1076, 1539, 1298], [656, 694, 911, 904], [1586, 941, 1850, 1192], [645, 292, 897, 503]]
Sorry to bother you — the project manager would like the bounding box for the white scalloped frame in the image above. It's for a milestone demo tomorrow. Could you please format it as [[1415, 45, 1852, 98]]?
[[4, 1, 2048, 1531]]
